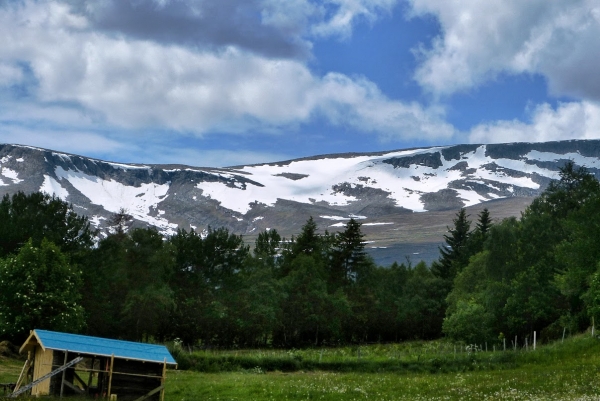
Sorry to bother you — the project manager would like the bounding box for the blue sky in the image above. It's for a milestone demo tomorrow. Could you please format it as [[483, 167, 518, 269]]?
[[0, 0, 599, 167]]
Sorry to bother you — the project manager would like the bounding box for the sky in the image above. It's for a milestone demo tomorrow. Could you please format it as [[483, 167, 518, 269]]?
[[0, 0, 599, 167]]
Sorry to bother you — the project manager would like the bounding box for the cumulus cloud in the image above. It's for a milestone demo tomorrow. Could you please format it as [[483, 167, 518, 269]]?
[[409, 0, 600, 100], [468, 101, 600, 144], [0, 0, 449, 144], [60, 0, 401, 58], [63, 0, 312, 59]]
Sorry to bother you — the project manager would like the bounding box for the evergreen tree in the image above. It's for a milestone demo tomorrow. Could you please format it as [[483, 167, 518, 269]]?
[[467, 208, 492, 255], [432, 208, 471, 280], [292, 216, 321, 256], [253, 229, 282, 270], [168, 227, 250, 345], [280, 217, 331, 278], [476, 208, 492, 237], [330, 218, 369, 290], [108, 207, 134, 235]]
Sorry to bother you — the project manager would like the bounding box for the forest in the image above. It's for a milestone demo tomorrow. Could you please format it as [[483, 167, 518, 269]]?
[[1, 161, 599, 349]]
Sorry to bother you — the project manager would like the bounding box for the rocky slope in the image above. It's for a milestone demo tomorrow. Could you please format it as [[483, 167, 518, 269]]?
[[1, 140, 599, 264]]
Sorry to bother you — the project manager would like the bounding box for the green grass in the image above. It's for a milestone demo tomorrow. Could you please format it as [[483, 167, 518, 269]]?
[[170, 339, 519, 373], [2, 334, 600, 400]]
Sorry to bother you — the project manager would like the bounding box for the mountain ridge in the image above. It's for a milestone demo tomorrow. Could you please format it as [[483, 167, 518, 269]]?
[[1, 139, 599, 264]]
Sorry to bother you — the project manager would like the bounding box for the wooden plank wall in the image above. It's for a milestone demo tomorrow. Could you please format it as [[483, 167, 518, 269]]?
[[31, 348, 53, 396]]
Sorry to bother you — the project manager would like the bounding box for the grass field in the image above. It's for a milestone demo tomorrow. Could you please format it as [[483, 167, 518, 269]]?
[[2, 334, 600, 400]]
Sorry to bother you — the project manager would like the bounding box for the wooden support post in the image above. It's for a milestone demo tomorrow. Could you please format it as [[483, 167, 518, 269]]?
[[9, 357, 83, 399], [60, 351, 68, 399], [73, 371, 88, 391], [13, 353, 31, 392], [133, 385, 164, 401], [62, 381, 85, 395], [160, 358, 167, 401], [107, 354, 115, 398]]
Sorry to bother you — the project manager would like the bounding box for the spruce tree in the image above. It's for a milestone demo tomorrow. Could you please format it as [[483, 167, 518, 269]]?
[[330, 218, 368, 289], [432, 208, 471, 280], [467, 208, 492, 255]]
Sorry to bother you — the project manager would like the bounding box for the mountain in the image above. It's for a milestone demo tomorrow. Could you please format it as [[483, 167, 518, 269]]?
[[2, 140, 600, 265]]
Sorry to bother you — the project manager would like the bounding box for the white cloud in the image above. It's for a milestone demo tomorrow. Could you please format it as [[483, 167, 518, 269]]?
[[0, 125, 127, 156], [310, 0, 399, 38], [260, 0, 400, 40], [146, 148, 290, 168], [468, 101, 600, 144], [0, 0, 450, 144], [409, 0, 600, 100]]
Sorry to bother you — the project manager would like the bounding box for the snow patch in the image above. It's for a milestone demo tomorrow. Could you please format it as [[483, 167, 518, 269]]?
[[40, 175, 69, 200], [54, 166, 178, 235], [1, 168, 23, 184], [107, 162, 151, 170], [363, 222, 394, 226], [349, 214, 367, 219], [320, 215, 350, 221], [89, 215, 106, 227]]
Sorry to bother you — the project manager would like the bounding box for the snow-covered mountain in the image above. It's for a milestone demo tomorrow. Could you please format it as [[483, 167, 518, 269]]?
[[1, 140, 599, 264]]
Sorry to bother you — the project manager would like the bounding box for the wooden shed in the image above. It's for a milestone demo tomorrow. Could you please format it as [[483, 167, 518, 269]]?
[[16, 329, 177, 400]]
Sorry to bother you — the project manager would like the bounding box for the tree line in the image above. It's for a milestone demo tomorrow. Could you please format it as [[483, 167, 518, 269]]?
[[0, 161, 599, 348]]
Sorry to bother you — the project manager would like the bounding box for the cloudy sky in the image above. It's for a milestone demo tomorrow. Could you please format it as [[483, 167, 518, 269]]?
[[0, 0, 599, 167]]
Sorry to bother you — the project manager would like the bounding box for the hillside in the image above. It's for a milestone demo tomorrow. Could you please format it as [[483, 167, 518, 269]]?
[[1, 140, 599, 264]]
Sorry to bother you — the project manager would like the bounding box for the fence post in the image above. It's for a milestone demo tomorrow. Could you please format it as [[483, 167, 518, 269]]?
[[533, 331, 536, 351]]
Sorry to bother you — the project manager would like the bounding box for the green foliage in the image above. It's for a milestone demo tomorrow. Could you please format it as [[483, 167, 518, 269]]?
[[0, 191, 93, 257], [278, 254, 351, 346], [6, 162, 600, 352], [443, 299, 493, 344], [443, 162, 600, 342], [0, 239, 85, 342], [400, 262, 447, 339], [81, 227, 175, 341]]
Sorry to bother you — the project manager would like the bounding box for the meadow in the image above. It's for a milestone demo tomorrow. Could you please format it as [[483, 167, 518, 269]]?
[[2, 334, 600, 400]]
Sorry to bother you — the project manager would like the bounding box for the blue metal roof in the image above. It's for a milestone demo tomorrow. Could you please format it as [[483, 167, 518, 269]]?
[[27, 329, 177, 365]]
